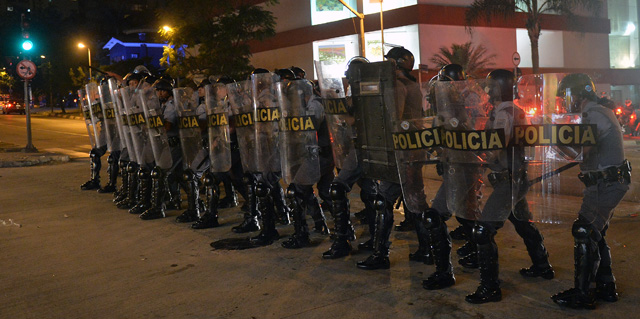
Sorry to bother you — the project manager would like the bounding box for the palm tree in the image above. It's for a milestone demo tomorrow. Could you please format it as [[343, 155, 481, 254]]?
[[430, 42, 497, 78], [465, 0, 603, 74]]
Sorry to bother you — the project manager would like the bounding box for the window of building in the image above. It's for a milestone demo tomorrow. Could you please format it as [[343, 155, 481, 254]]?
[[609, 0, 639, 68], [362, 0, 417, 15], [311, 0, 357, 25], [131, 53, 138, 59]]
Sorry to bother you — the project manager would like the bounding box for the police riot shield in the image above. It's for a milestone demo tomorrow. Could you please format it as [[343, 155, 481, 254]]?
[[227, 80, 258, 173], [98, 79, 121, 152], [122, 86, 154, 166], [349, 61, 399, 183], [140, 87, 173, 170], [78, 88, 97, 148], [435, 79, 504, 221], [314, 60, 355, 169], [85, 83, 107, 149], [205, 83, 232, 173], [173, 87, 207, 172], [513, 73, 590, 223], [277, 79, 322, 185], [251, 72, 281, 174], [390, 81, 439, 215], [113, 86, 138, 164]]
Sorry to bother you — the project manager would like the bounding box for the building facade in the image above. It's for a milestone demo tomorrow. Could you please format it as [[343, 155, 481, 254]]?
[[247, 0, 640, 104]]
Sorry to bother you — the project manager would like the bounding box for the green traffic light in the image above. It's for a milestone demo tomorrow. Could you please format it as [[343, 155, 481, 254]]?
[[22, 40, 33, 51]]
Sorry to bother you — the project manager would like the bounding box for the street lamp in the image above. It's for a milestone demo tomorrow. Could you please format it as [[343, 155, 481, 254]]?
[[77, 42, 91, 81]]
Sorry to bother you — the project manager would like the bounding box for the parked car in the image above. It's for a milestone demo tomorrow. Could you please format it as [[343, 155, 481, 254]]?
[[1, 101, 26, 114]]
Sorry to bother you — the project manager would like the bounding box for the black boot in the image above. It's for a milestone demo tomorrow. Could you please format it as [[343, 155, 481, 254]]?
[[272, 184, 291, 225], [308, 196, 329, 235], [165, 169, 182, 210], [552, 219, 599, 309], [323, 183, 353, 259], [116, 162, 138, 209], [217, 174, 238, 208], [394, 201, 415, 231], [422, 209, 455, 290], [410, 214, 433, 264], [282, 186, 311, 249], [98, 152, 119, 193], [129, 168, 152, 215], [250, 181, 279, 246], [192, 172, 221, 229], [113, 160, 129, 203], [357, 195, 377, 251], [140, 167, 167, 220], [466, 223, 502, 304], [510, 215, 554, 279], [232, 175, 260, 233], [176, 170, 201, 223], [449, 225, 466, 241], [81, 149, 101, 190], [357, 196, 393, 270], [595, 230, 618, 302]]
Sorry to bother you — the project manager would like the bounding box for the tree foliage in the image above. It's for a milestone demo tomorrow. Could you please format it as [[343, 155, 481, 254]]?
[[465, 0, 603, 74], [158, 0, 279, 82], [430, 42, 496, 78]]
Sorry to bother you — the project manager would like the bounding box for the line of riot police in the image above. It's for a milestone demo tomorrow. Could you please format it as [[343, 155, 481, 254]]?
[[77, 53, 629, 309]]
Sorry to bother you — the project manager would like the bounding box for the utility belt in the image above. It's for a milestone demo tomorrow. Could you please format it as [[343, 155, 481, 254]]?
[[578, 160, 632, 187], [168, 136, 180, 148]]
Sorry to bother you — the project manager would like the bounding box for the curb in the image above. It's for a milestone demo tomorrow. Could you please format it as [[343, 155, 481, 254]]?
[[0, 154, 70, 168]]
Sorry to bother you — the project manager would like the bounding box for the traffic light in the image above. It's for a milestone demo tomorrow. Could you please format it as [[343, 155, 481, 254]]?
[[20, 13, 33, 52]]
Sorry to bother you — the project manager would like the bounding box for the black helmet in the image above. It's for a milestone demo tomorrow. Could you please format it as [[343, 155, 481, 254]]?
[[486, 69, 515, 102], [197, 78, 211, 89], [385, 47, 415, 72], [345, 56, 369, 78], [557, 73, 597, 101], [275, 68, 295, 81], [251, 68, 270, 75], [143, 75, 157, 86], [438, 64, 467, 81], [290, 66, 306, 79], [153, 78, 173, 92], [123, 72, 144, 86], [216, 76, 235, 85]]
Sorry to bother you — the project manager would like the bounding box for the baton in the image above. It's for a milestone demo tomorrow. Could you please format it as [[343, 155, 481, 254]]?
[[86, 65, 110, 75], [527, 162, 579, 186]]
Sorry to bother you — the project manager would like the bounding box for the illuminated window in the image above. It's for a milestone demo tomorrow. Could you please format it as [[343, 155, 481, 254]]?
[[311, 0, 357, 25], [609, 0, 639, 68]]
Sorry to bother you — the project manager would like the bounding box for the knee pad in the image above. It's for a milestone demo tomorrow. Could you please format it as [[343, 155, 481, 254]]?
[[202, 172, 215, 186], [329, 182, 349, 201], [472, 223, 496, 245], [423, 208, 442, 229], [107, 154, 115, 165], [572, 218, 598, 243], [138, 168, 149, 179], [373, 194, 387, 211], [285, 184, 296, 199], [150, 167, 162, 179], [127, 162, 138, 173], [255, 181, 270, 198]]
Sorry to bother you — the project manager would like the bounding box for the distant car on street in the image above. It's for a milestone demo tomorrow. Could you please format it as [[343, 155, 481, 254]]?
[[1, 101, 26, 114]]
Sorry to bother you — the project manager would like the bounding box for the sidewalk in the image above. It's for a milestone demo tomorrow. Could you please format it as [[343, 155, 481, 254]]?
[[0, 141, 70, 168]]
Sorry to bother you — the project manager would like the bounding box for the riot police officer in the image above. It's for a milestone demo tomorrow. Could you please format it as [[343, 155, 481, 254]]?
[[552, 73, 630, 309]]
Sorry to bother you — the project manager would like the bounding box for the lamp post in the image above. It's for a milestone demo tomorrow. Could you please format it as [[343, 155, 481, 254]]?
[[77, 42, 91, 81]]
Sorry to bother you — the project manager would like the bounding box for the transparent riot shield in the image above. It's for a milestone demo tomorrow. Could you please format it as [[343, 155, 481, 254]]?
[[314, 60, 355, 169], [122, 87, 154, 166], [513, 73, 591, 223], [251, 72, 281, 174], [78, 88, 97, 148], [85, 83, 106, 148], [98, 79, 121, 152], [113, 86, 138, 164], [205, 83, 232, 173], [435, 79, 504, 221], [349, 61, 399, 183], [173, 87, 206, 172], [227, 80, 258, 173], [391, 83, 440, 214], [140, 87, 173, 170], [277, 79, 322, 185]]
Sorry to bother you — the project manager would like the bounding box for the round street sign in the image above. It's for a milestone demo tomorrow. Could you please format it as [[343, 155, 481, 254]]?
[[512, 52, 521, 67], [17, 60, 37, 80]]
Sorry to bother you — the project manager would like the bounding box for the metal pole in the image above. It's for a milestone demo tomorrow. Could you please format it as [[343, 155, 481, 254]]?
[[24, 78, 36, 152], [338, 0, 366, 57], [87, 48, 92, 81], [380, 0, 384, 60]]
